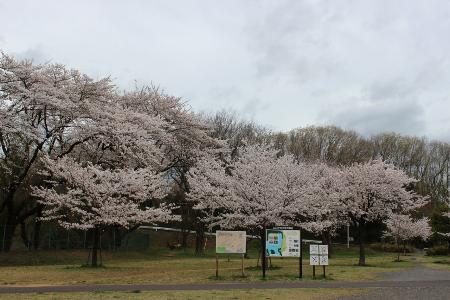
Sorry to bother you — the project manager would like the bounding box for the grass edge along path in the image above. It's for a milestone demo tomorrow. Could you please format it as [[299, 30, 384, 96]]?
[[0, 288, 365, 300], [0, 247, 419, 286]]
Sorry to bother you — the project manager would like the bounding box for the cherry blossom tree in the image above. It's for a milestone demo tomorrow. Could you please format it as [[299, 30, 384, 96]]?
[[187, 145, 318, 262], [383, 213, 431, 261], [119, 86, 222, 255], [0, 52, 114, 251], [340, 159, 429, 265], [33, 157, 174, 266], [301, 162, 347, 257], [0, 52, 217, 252]]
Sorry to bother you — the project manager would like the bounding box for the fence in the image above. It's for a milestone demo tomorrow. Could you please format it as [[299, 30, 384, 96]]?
[[0, 223, 151, 251]]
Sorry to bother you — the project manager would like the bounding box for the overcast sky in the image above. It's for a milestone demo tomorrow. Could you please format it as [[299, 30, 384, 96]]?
[[1, 0, 450, 140]]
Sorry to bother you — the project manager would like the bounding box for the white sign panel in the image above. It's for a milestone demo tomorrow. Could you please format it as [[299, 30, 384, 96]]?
[[310, 244, 319, 255], [216, 231, 246, 254], [309, 244, 329, 266], [310, 255, 319, 265], [319, 245, 328, 255], [320, 255, 329, 266]]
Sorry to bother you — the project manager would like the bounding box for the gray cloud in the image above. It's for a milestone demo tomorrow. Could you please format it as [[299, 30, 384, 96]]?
[[323, 99, 426, 137], [1, 0, 450, 140]]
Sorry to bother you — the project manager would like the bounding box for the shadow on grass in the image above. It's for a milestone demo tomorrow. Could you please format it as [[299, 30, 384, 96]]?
[[433, 260, 450, 265], [245, 265, 282, 271]]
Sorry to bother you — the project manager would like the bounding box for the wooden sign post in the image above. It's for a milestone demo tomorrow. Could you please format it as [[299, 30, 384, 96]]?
[[215, 231, 247, 279]]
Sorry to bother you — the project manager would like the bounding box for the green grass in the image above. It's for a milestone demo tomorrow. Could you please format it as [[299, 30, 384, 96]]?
[[0, 245, 419, 286], [0, 288, 364, 299], [416, 255, 450, 271]]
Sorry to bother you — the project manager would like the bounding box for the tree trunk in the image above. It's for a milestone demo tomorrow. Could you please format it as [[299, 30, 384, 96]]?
[[448, 239, 450, 256], [244, 238, 250, 259], [194, 227, 205, 256], [2, 212, 17, 252], [323, 231, 333, 259], [181, 229, 188, 249], [90, 227, 100, 267], [33, 216, 42, 250], [358, 222, 366, 266], [20, 222, 29, 249]]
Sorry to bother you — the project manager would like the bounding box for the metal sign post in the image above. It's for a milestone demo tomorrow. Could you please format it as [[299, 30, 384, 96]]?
[[262, 226, 267, 278], [241, 254, 245, 277], [215, 254, 219, 279], [299, 228, 303, 278]]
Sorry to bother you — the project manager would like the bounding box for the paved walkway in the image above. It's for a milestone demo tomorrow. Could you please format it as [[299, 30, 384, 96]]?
[[0, 278, 449, 294], [338, 264, 450, 300]]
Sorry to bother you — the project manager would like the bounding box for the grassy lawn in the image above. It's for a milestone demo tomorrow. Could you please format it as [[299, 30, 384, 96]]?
[[416, 255, 450, 271], [0, 288, 365, 300], [0, 246, 417, 286]]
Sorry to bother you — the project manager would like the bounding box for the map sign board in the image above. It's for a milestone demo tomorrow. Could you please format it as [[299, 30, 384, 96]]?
[[266, 229, 301, 257], [215, 231, 246, 254]]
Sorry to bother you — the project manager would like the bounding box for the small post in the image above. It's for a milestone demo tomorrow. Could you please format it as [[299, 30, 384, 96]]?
[[241, 253, 245, 277], [323, 265, 326, 278], [299, 228, 303, 278], [347, 222, 350, 249], [113, 228, 116, 251], [215, 254, 219, 279], [313, 265, 316, 279], [2, 224, 6, 252], [262, 226, 267, 278]]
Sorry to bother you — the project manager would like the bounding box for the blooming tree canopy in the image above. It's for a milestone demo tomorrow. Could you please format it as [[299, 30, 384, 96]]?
[[33, 157, 175, 230], [384, 213, 431, 243], [0, 52, 114, 251], [340, 158, 428, 265], [301, 162, 347, 236], [383, 213, 431, 261], [187, 145, 318, 236]]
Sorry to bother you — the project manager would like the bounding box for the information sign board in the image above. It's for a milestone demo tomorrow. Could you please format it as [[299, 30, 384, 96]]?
[[216, 231, 246, 254], [266, 229, 301, 257]]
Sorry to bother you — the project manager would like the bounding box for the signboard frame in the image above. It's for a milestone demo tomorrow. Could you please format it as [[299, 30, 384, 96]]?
[[214, 230, 247, 278], [262, 227, 303, 279], [215, 230, 246, 254], [309, 244, 329, 278]]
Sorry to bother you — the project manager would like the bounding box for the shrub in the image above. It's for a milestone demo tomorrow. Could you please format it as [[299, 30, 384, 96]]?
[[369, 243, 415, 253], [425, 245, 449, 256]]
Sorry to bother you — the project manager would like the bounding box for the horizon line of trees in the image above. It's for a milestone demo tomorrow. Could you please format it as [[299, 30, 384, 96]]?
[[1, 52, 449, 267]]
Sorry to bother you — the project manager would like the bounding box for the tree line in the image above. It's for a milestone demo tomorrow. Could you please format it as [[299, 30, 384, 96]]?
[[1, 53, 449, 266]]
